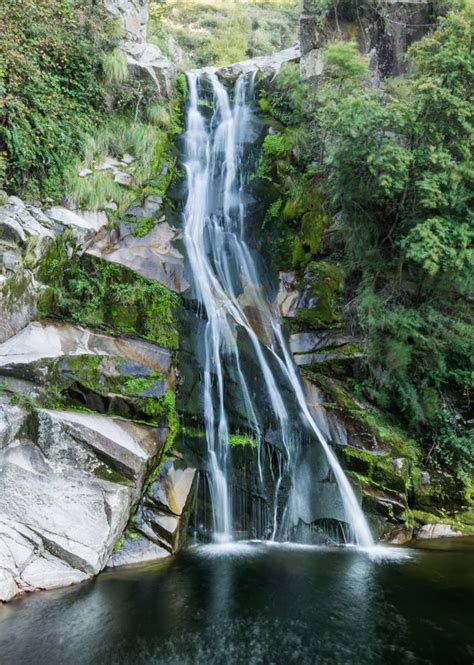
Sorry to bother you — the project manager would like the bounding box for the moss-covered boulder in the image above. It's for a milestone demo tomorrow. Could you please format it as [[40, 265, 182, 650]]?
[[37, 235, 180, 349], [295, 260, 344, 328]]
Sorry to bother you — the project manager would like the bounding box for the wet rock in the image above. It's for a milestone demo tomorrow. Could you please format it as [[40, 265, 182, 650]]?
[[383, 526, 413, 545], [290, 331, 358, 354], [87, 221, 189, 293], [294, 350, 363, 367], [106, 535, 169, 568], [148, 459, 196, 515], [110, 458, 196, 566], [276, 271, 300, 318]]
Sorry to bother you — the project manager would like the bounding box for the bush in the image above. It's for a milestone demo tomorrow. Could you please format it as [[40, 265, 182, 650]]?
[[0, 0, 118, 201]]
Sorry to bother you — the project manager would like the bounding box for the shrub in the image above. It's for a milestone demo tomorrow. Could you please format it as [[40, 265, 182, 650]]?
[[0, 0, 118, 200]]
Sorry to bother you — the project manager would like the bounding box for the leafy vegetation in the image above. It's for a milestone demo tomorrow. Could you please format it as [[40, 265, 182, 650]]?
[[149, 0, 300, 67], [0, 0, 119, 200], [37, 233, 179, 349], [260, 5, 473, 479]]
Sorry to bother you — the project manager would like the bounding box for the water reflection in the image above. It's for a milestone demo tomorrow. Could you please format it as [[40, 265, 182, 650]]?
[[0, 541, 473, 664]]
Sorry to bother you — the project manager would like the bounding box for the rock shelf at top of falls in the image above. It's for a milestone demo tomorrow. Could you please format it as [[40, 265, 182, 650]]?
[[181, 70, 373, 547]]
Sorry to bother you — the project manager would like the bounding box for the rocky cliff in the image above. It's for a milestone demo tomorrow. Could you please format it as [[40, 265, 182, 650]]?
[[299, 0, 436, 80]]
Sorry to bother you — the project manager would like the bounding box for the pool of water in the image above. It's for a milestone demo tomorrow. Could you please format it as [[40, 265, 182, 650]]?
[[0, 539, 473, 664]]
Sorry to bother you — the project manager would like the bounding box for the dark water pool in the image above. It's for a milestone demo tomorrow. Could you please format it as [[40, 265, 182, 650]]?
[[0, 539, 473, 665]]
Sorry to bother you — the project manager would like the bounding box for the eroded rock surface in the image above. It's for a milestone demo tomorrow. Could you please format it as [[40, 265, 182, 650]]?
[[0, 399, 164, 601], [87, 221, 189, 293], [203, 44, 300, 79], [0, 320, 172, 375], [0, 199, 55, 343], [108, 457, 196, 566]]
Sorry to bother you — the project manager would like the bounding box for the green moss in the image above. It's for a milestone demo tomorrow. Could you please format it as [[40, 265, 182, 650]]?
[[316, 376, 419, 461], [37, 238, 179, 349], [340, 445, 408, 494], [301, 208, 325, 255], [228, 432, 257, 448], [258, 97, 271, 113], [295, 261, 344, 327], [403, 509, 474, 534]]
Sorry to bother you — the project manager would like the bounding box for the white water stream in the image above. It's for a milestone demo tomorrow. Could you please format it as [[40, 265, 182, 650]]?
[[182, 72, 373, 547]]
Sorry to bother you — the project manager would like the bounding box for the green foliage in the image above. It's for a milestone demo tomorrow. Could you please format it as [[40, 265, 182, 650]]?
[[261, 5, 473, 479], [150, 0, 299, 68], [101, 48, 129, 85], [262, 133, 287, 158], [37, 234, 179, 349], [228, 432, 257, 447], [325, 41, 368, 84], [266, 62, 306, 125], [0, 0, 117, 200]]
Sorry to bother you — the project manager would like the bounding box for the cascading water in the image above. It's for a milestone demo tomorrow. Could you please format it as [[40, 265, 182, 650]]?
[[182, 71, 373, 548]]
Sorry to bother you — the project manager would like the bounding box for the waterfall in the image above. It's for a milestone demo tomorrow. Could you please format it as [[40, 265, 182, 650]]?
[[182, 71, 374, 548]]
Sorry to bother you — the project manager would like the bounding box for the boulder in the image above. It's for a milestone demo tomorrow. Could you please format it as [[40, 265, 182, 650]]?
[[103, 0, 150, 42], [383, 526, 413, 545], [0, 401, 164, 601], [210, 44, 300, 79], [122, 41, 175, 97], [106, 535, 168, 568], [416, 523, 464, 540], [86, 221, 189, 293]]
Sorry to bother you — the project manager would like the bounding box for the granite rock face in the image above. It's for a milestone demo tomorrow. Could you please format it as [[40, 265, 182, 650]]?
[[87, 220, 189, 293], [122, 41, 176, 98], [0, 320, 172, 377], [102, 0, 175, 96], [0, 198, 55, 343], [103, 0, 150, 42], [204, 44, 300, 80], [0, 399, 164, 602], [108, 457, 196, 567]]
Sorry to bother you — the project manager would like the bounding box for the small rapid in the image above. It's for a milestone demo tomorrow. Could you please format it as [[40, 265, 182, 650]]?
[[182, 71, 373, 547]]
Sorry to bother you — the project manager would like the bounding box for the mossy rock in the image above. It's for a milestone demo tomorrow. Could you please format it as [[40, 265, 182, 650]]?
[[339, 444, 408, 495], [403, 509, 474, 535], [311, 374, 420, 461], [296, 260, 344, 327], [37, 238, 179, 349]]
